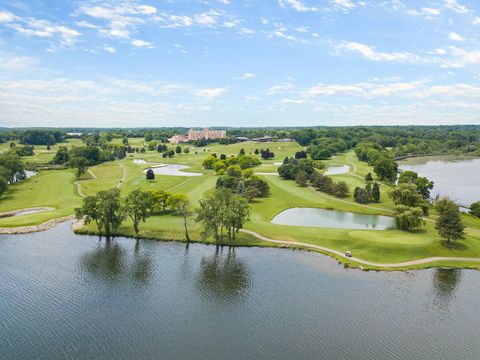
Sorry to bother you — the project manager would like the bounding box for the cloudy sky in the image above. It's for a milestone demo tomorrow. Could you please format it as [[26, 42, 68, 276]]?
[[0, 0, 479, 127]]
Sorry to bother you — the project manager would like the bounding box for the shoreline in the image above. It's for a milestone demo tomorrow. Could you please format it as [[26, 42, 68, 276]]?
[[2, 214, 479, 271]]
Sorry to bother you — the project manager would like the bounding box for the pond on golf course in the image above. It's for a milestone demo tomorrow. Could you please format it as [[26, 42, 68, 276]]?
[[325, 164, 350, 175], [1, 222, 479, 359], [144, 164, 202, 177], [399, 157, 480, 208], [271, 208, 395, 230]]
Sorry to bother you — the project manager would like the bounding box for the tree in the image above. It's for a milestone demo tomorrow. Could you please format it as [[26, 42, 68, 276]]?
[[398, 170, 418, 184], [295, 170, 308, 187], [167, 194, 192, 241], [196, 189, 250, 244], [393, 206, 424, 230], [97, 188, 125, 237], [295, 151, 307, 159], [69, 156, 88, 178], [371, 182, 381, 202], [0, 176, 7, 198], [373, 156, 398, 182], [398, 170, 434, 200], [254, 149, 259, 155], [76, 195, 101, 232], [124, 189, 154, 236], [175, 145, 182, 154], [146, 169, 155, 181], [470, 201, 480, 218], [354, 187, 370, 204], [333, 181, 349, 198], [122, 137, 129, 145], [435, 198, 465, 244], [389, 183, 429, 214], [149, 190, 170, 213], [239, 148, 245, 156], [365, 172, 373, 181], [184, 147, 190, 154]]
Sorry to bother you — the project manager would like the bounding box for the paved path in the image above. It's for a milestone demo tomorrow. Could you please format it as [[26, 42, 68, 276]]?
[[240, 229, 480, 268]]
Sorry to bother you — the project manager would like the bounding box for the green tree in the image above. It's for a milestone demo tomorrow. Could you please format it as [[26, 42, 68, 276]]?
[[295, 170, 308, 187], [0, 175, 9, 198], [69, 156, 89, 178], [398, 170, 418, 184], [435, 198, 465, 244], [167, 194, 192, 241], [393, 205, 424, 230], [75, 195, 101, 233], [470, 201, 480, 218], [175, 145, 182, 154], [373, 156, 398, 182], [149, 190, 170, 213], [389, 183, 429, 214], [122, 137, 129, 145], [239, 148, 246, 156], [333, 181, 349, 198], [365, 172, 373, 181], [371, 182, 381, 202], [146, 169, 155, 181], [97, 188, 125, 237], [124, 189, 154, 236]]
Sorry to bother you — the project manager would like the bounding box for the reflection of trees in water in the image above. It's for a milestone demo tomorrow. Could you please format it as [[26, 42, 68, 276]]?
[[195, 246, 251, 303], [80, 239, 153, 285], [433, 268, 461, 305]]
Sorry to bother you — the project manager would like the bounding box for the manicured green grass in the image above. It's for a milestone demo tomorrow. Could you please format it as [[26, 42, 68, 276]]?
[[1, 140, 480, 270]]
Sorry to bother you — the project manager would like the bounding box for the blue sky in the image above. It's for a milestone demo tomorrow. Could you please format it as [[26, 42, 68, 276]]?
[[0, 0, 479, 127]]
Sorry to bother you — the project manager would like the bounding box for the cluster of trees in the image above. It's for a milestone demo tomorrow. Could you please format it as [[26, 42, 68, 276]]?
[[398, 170, 434, 200], [306, 138, 348, 160], [215, 166, 270, 202], [389, 183, 430, 231], [289, 125, 479, 157], [10, 145, 34, 157], [353, 182, 380, 204], [259, 148, 274, 159], [355, 142, 398, 182], [277, 158, 323, 180], [196, 188, 251, 244], [0, 152, 25, 198], [20, 130, 65, 146], [76, 188, 191, 239], [203, 153, 261, 172], [53, 146, 113, 177], [309, 172, 349, 197]]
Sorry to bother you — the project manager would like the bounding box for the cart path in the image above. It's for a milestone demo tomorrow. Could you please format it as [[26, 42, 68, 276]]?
[[240, 229, 480, 268]]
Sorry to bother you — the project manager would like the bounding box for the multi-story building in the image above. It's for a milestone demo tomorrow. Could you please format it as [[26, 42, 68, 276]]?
[[169, 128, 227, 144]]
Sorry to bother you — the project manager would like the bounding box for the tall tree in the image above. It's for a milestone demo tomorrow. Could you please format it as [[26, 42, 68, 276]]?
[[371, 182, 381, 202], [435, 198, 465, 244], [96, 188, 125, 237], [393, 206, 424, 230], [167, 194, 192, 241], [124, 189, 154, 236]]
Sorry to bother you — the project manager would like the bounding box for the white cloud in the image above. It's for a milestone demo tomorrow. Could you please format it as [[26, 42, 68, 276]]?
[[237, 72, 256, 80], [473, 17, 480, 25], [0, 52, 36, 71], [278, 0, 318, 12], [337, 41, 419, 63], [406, 7, 441, 18], [104, 44, 116, 53], [0, 10, 17, 22], [331, 0, 357, 12], [131, 39, 153, 48], [195, 87, 228, 99], [448, 32, 464, 42], [266, 83, 295, 95], [443, 0, 470, 14], [439, 47, 480, 68]]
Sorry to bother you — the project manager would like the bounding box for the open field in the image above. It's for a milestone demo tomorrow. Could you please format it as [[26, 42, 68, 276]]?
[[1, 138, 480, 270]]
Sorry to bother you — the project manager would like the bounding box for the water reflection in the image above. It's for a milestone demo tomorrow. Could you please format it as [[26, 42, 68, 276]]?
[[195, 247, 252, 304], [79, 239, 154, 285], [433, 268, 462, 306]]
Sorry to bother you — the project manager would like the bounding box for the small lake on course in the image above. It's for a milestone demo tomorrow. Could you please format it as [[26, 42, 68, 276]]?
[[271, 207, 395, 230]]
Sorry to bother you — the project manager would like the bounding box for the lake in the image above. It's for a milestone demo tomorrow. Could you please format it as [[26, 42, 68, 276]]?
[[399, 157, 480, 207], [272, 207, 395, 230], [1, 223, 480, 359], [144, 164, 202, 177]]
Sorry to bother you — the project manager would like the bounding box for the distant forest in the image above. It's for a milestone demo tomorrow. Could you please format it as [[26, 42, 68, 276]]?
[[1, 125, 479, 158]]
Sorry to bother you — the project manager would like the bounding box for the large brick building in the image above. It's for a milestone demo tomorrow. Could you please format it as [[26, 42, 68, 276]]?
[[169, 128, 227, 144]]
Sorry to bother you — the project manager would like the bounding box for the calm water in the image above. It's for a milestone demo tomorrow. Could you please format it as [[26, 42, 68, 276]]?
[[145, 164, 202, 177], [272, 207, 395, 230], [399, 157, 480, 206], [1, 223, 480, 359], [325, 164, 350, 175]]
